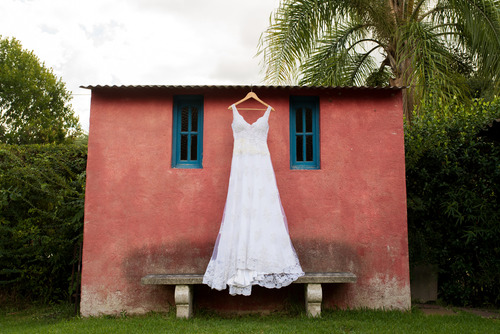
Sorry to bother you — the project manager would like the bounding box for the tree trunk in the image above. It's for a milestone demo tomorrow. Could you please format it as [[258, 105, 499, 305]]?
[[390, 55, 414, 124], [390, 77, 413, 123]]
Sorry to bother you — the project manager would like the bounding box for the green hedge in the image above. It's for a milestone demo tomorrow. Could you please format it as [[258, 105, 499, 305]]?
[[0, 143, 87, 303], [406, 97, 500, 307]]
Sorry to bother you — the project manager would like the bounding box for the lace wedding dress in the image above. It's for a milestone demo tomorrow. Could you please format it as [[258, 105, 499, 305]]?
[[203, 104, 304, 296]]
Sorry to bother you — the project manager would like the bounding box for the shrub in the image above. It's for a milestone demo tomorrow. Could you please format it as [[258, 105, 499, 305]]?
[[0, 143, 87, 303], [406, 97, 500, 306]]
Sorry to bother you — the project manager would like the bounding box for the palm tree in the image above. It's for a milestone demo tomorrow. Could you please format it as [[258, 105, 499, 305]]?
[[258, 0, 500, 120]]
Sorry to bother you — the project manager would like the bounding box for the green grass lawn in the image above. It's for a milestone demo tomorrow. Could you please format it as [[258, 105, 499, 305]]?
[[0, 303, 498, 334]]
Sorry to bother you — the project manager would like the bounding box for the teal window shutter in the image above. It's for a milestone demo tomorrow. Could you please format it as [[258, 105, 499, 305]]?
[[172, 95, 204, 168], [290, 96, 320, 169]]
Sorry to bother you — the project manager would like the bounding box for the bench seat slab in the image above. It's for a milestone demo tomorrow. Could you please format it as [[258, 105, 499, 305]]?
[[141, 272, 357, 285]]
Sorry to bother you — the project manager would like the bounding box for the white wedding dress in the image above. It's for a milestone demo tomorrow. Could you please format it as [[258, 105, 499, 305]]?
[[203, 104, 304, 296]]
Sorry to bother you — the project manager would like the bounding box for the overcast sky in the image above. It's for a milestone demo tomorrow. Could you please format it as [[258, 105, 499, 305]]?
[[0, 0, 281, 131]]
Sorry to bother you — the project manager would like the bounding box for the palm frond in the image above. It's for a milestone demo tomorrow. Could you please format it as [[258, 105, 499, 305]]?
[[411, 0, 434, 21], [299, 21, 384, 86], [365, 64, 393, 87], [257, 0, 334, 84], [399, 20, 469, 103], [258, 0, 376, 84], [431, 0, 500, 83], [346, 46, 384, 86]]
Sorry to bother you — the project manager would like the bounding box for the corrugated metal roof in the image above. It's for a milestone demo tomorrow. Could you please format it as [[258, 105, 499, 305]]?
[[80, 84, 403, 91]]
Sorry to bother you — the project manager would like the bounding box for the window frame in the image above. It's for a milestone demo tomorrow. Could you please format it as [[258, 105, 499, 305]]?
[[289, 96, 320, 170], [172, 95, 204, 168]]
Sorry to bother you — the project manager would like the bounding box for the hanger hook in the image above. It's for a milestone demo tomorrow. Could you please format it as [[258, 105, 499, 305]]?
[[250, 84, 253, 92]]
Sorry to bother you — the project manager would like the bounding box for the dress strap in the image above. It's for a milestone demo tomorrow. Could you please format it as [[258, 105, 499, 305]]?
[[231, 104, 239, 118], [263, 105, 272, 119]]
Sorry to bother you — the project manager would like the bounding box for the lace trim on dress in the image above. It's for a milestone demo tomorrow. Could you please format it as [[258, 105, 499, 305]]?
[[203, 262, 304, 296]]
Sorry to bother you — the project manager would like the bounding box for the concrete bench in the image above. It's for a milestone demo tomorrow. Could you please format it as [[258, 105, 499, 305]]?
[[141, 272, 357, 318]]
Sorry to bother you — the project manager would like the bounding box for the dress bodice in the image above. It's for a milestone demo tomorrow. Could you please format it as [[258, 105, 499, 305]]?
[[231, 105, 271, 156]]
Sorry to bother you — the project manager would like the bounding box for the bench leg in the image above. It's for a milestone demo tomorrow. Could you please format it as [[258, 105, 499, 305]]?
[[305, 283, 322, 317], [174, 285, 193, 319]]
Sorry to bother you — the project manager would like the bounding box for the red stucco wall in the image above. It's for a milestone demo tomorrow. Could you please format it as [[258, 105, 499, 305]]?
[[80, 86, 410, 315]]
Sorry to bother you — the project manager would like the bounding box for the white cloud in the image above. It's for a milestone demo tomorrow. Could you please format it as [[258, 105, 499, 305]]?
[[0, 0, 280, 131]]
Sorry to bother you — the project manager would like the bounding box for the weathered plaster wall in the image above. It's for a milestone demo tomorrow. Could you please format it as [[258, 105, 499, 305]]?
[[81, 87, 410, 316]]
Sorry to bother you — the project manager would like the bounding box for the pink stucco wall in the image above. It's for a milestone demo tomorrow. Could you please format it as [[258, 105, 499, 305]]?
[[80, 86, 410, 316]]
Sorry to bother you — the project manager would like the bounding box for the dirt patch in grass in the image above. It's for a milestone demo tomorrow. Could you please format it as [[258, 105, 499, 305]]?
[[416, 304, 500, 319]]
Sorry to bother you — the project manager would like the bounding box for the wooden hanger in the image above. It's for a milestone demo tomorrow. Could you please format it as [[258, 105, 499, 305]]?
[[228, 91, 275, 111]]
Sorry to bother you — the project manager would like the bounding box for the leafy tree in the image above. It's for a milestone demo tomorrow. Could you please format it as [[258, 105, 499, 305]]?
[[258, 0, 500, 119], [0, 36, 81, 144]]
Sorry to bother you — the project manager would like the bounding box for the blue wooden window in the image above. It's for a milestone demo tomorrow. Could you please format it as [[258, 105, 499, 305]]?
[[290, 96, 320, 169], [172, 95, 203, 168]]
